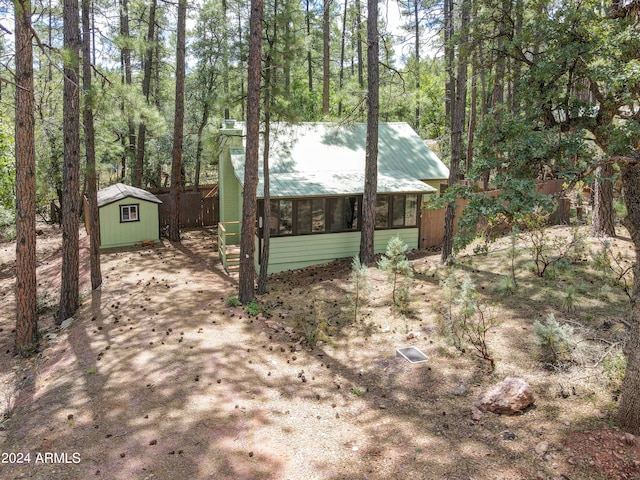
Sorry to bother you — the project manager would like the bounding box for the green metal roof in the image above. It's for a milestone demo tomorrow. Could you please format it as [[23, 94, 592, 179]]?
[[229, 122, 448, 198], [97, 183, 162, 208]]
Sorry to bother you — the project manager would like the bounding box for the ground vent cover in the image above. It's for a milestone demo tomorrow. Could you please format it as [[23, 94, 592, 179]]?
[[396, 346, 429, 364]]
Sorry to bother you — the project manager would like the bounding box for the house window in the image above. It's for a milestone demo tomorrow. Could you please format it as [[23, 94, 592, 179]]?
[[270, 199, 293, 235], [120, 204, 139, 223], [375, 197, 389, 228], [405, 194, 418, 226], [296, 198, 326, 234], [259, 194, 418, 237], [328, 197, 358, 232], [376, 194, 419, 228]]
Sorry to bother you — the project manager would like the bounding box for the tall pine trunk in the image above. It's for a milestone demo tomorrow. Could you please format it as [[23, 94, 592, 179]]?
[[413, 0, 420, 130], [618, 163, 640, 434], [135, 0, 157, 188], [14, 0, 38, 353], [306, 0, 313, 92], [82, 0, 102, 290], [239, 0, 263, 304], [322, 0, 331, 115], [59, 0, 82, 323], [592, 164, 616, 237], [119, 0, 135, 181], [338, 0, 348, 116], [442, 0, 469, 263], [359, 0, 378, 266], [169, 0, 186, 242]]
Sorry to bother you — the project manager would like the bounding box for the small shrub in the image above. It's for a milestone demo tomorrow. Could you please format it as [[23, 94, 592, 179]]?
[[225, 296, 241, 307], [36, 291, 55, 315], [303, 298, 331, 348], [590, 240, 633, 298], [522, 215, 587, 277], [497, 275, 516, 296], [438, 272, 498, 370], [533, 314, 575, 365], [351, 386, 364, 397], [562, 286, 576, 313], [0, 206, 16, 243], [603, 347, 626, 388], [244, 299, 263, 316], [377, 236, 413, 311]]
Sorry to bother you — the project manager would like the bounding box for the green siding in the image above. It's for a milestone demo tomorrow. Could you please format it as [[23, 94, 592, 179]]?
[[254, 228, 418, 274], [219, 129, 243, 223], [423, 180, 443, 195], [99, 199, 160, 248]]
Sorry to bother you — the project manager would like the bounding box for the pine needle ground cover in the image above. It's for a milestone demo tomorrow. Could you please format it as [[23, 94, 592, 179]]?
[[0, 224, 637, 480]]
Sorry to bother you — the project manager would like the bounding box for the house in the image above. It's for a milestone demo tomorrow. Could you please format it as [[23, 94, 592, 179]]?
[[217, 121, 449, 273], [86, 183, 163, 248]]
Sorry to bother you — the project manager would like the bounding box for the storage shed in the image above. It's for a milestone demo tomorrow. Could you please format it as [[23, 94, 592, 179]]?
[[88, 183, 162, 248]]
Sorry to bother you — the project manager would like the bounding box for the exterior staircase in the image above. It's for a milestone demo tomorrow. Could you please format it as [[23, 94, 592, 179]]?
[[218, 221, 241, 272]]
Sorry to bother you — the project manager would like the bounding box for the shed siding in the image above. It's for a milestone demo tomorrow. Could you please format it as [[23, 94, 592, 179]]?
[[254, 228, 418, 274], [99, 199, 160, 248]]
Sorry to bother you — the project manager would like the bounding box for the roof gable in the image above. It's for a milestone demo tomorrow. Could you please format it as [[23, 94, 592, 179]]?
[[97, 183, 162, 208]]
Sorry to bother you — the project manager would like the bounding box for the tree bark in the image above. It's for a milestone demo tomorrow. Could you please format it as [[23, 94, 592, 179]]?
[[169, 0, 187, 242], [592, 164, 616, 237], [442, 0, 469, 264], [14, 0, 38, 354], [135, 0, 157, 188], [443, 0, 454, 119], [257, 0, 276, 295], [338, 0, 348, 116], [59, 0, 82, 324], [323, 0, 331, 115], [413, 0, 420, 131], [355, 0, 363, 88], [119, 0, 135, 181], [306, 0, 313, 92], [618, 163, 640, 434], [82, 0, 102, 290], [239, 0, 263, 304], [359, 0, 378, 266]]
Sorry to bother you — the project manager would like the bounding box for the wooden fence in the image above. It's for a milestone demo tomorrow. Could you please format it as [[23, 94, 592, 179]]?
[[152, 185, 219, 229], [419, 180, 569, 249]]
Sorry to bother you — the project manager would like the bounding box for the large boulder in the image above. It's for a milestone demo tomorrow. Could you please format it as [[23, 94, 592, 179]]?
[[471, 376, 535, 420]]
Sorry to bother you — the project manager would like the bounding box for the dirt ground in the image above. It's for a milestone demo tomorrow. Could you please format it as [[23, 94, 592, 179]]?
[[0, 224, 639, 480]]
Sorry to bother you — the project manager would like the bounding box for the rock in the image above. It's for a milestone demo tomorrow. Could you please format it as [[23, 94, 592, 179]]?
[[43, 333, 58, 340], [264, 320, 282, 331], [622, 432, 637, 446], [60, 318, 74, 330], [471, 404, 484, 421], [406, 331, 420, 340], [453, 384, 468, 396], [472, 376, 534, 416], [535, 441, 549, 456]]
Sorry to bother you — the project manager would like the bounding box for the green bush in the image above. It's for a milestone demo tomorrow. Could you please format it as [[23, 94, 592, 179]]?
[[378, 236, 413, 311], [0, 206, 16, 242], [438, 272, 498, 369], [533, 314, 575, 365]]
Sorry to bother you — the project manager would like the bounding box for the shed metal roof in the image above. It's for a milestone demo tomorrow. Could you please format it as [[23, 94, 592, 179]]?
[[228, 122, 448, 197], [97, 183, 163, 208]]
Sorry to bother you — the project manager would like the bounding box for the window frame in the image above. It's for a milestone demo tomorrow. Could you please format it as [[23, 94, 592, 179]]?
[[119, 203, 140, 223], [258, 193, 420, 238]]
